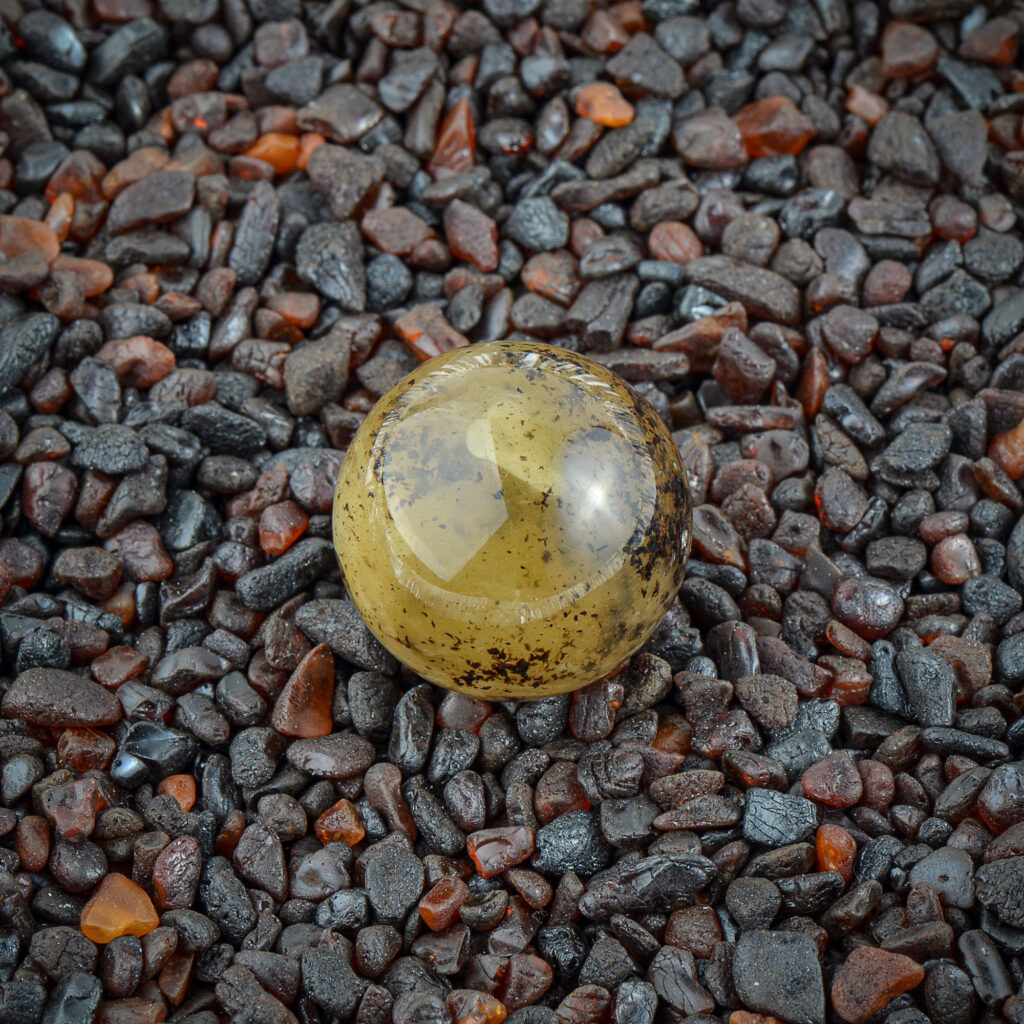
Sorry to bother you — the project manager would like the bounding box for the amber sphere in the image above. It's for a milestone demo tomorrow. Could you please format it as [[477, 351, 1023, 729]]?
[[333, 341, 691, 699]]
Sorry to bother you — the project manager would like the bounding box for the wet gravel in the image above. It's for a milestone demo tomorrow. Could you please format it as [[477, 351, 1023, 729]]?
[[4, 1, 1024, 1024]]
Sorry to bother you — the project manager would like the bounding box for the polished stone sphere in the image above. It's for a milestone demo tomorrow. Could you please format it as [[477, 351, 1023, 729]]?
[[333, 341, 692, 699]]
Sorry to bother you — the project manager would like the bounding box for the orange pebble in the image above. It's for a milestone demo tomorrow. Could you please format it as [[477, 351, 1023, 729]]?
[[265, 291, 320, 329], [652, 719, 691, 755], [420, 876, 471, 931], [990, 419, 1024, 479], [0, 215, 60, 263], [845, 85, 889, 126], [156, 774, 197, 812], [816, 823, 856, 884], [244, 133, 302, 175], [447, 990, 508, 1024], [271, 642, 335, 739], [45, 193, 75, 243], [428, 99, 476, 180], [215, 809, 247, 859], [80, 873, 160, 944], [259, 499, 309, 556], [297, 133, 326, 171], [50, 255, 114, 298], [576, 82, 634, 127], [314, 798, 366, 846], [733, 96, 817, 157]]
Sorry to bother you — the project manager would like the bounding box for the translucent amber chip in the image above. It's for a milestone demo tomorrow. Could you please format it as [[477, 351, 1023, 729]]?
[[80, 872, 160, 944], [333, 341, 691, 699]]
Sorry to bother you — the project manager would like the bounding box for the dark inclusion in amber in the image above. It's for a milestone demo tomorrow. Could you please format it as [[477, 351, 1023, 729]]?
[[333, 341, 692, 699]]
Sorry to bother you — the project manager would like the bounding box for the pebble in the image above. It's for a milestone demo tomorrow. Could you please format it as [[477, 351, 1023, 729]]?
[[0, 314, 60, 394], [867, 112, 940, 187], [285, 733, 375, 779], [896, 647, 956, 728], [71, 425, 148, 475], [1, 668, 121, 727], [298, 83, 384, 144], [743, 788, 818, 847], [296, 222, 366, 312], [976, 856, 1024, 929], [235, 539, 335, 612], [687, 256, 801, 325], [907, 848, 974, 910], [831, 947, 925, 1024], [106, 171, 195, 235], [293, 598, 398, 673], [733, 930, 825, 1024], [533, 812, 610, 877], [505, 198, 570, 252]]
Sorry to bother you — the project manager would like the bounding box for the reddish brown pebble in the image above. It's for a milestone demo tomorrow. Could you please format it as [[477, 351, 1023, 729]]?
[[846, 86, 888, 126], [862, 260, 911, 305], [802, 753, 864, 808], [314, 798, 365, 845], [931, 196, 977, 242], [506, 953, 554, 1010], [53, 547, 124, 600], [467, 826, 536, 878], [428, 99, 476, 179], [448, 990, 508, 1024], [649, 221, 703, 264], [673, 108, 748, 169], [95, 337, 175, 388], [152, 837, 202, 911], [576, 82, 634, 127], [271, 643, 335, 738], [931, 534, 982, 585], [14, 816, 50, 873], [733, 97, 816, 157], [23, 462, 78, 538], [364, 763, 418, 841], [555, 985, 611, 1024], [420, 876, 472, 931], [989, 419, 1024, 479], [394, 304, 470, 361], [444, 200, 499, 272], [831, 946, 924, 1023], [40, 777, 96, 839], [665, 905, 724, 958], [156, 775, 196, 812], [361, 207, 435, 255], [816, 823, 856, 883], [259, 500, 309, 556], [2, 668, 121, 727], [58, 728, 117, 771], [104, 522, 174, 583], [0, 215, 60, 264], [266, 291, 319, 329], [437, 692, 493, 732], [0, 540, 44, 587], [880, 21, 939, 77], [959, 16, 1019, 66]]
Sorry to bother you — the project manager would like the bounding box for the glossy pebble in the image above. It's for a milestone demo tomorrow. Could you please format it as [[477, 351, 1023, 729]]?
[[333, 341, 691, 699], [80, 872, 160, 944]]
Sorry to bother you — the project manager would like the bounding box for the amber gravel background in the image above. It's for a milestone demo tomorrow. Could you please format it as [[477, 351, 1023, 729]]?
[[3, 1, 1024, 1024]]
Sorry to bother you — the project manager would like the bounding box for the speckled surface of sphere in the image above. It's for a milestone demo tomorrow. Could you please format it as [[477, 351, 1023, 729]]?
[[333, 341, 692, 699]]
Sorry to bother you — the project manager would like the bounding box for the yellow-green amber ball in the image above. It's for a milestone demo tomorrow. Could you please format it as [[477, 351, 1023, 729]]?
[[332, 341, 692, 699]]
